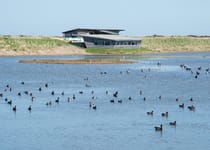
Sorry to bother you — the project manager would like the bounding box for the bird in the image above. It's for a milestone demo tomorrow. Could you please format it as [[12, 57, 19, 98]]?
[[188, 105, 195, 111], [179, 103, 184, 108], [61, 91, 64, 96], [92, 104, 97, 110], [169, 121, 176, 126], [55, 99, 59, 103], [154, 124, 163, 131], [38, 87, 42, 91], [51, 91, 55, 96], [45, 83, 48, 88], [12, 105, 16, 112], [7, 100, 12, 105], [110, 99, 115, 103], [113, 91, 118, 98], [147, 110, 154, 116], [161, 112, 168, 117], [89, 102, 92, 108], [118, 99, 122, 103], [28, 105, 32, 111]]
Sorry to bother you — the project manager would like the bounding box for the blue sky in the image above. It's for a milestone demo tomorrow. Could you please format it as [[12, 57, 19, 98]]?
[[1, 0, 210, 36]]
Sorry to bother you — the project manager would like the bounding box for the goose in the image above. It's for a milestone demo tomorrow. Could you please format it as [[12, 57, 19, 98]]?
[[154, 124, 163, 131]]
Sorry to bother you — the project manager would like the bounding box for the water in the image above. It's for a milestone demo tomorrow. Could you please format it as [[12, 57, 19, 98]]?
[[0, 52, 210, 150]]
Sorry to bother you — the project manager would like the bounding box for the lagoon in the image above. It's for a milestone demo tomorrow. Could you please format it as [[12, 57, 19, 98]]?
[[0, 52, 210, 150]]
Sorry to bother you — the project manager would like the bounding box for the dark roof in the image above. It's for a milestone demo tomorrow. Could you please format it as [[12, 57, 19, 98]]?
[[62, 28, 124, 34]]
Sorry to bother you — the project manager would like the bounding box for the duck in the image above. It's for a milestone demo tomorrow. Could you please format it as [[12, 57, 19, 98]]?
[[154, 124, 163, 131], [45, 83, 48, 88], [89, 102, 92, 108], [7, 100, 12, 105], [38, 87, 42, 91], [179, 103, 184, 108], [158, 95, 162, 100], [110, 99, 115, 103], [169, 121, 176, 126], [28, 105, 32, 111], [161, 112, 168, 117], [55, 97, 59, 103], [92, 104, 97, 110], [147, 110, 154, 116], [51, 91, 55, 96], [113, 91, 118, 98], [118, 99, 122, 103], [188, 105, 195, 111], [61, 91, 64, 96], [13, 105, 16, 112]]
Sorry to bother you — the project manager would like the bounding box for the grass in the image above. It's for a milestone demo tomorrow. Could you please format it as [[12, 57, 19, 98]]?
[[86, 47, 152, 54], [86, 36, 210, 54], [141, 36, 210, 52], [0, 36, 69, 51], [1, 35, 210, 55]]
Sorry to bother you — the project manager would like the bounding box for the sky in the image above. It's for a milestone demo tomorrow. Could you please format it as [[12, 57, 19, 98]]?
[[1, 0, 210, 36]]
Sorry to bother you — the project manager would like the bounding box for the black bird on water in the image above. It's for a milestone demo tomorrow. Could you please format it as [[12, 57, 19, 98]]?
[[154, 124, 163, 131], [28, 105, 32, 111], [147, 110, 154, 116], [13, 105, 16, 112], [169, 121, 176, 126]]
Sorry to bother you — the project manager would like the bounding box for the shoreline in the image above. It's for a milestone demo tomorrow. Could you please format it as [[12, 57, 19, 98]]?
[[1, 36, 210, 56]]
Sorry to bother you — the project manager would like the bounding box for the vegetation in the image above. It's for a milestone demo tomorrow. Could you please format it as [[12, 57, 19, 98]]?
[[86, 47, 152, 54], [86, 36, 210, 54], [141, 36, 210, 52], [0, 36, 68, 51], [1, 35, 210, 55]]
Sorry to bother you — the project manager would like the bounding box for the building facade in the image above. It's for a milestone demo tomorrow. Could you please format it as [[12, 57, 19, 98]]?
[[62, 28, 141, 48]]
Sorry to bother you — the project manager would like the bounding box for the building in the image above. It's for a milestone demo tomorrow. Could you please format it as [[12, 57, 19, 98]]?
[[62, 28, 141, 48]]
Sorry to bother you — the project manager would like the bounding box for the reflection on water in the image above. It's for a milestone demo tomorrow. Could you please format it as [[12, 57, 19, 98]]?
[[0, 52, 210, 150]]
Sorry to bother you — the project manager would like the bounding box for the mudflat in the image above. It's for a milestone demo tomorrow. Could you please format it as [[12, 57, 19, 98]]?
[[19, 59, 136, 64]]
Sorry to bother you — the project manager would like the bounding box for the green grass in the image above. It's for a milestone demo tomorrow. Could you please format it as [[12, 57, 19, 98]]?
[[0, 36, 69, 51], [86, 36, 210, 54], [141, 36, 210, 52], [86, 47, 152, 54]]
